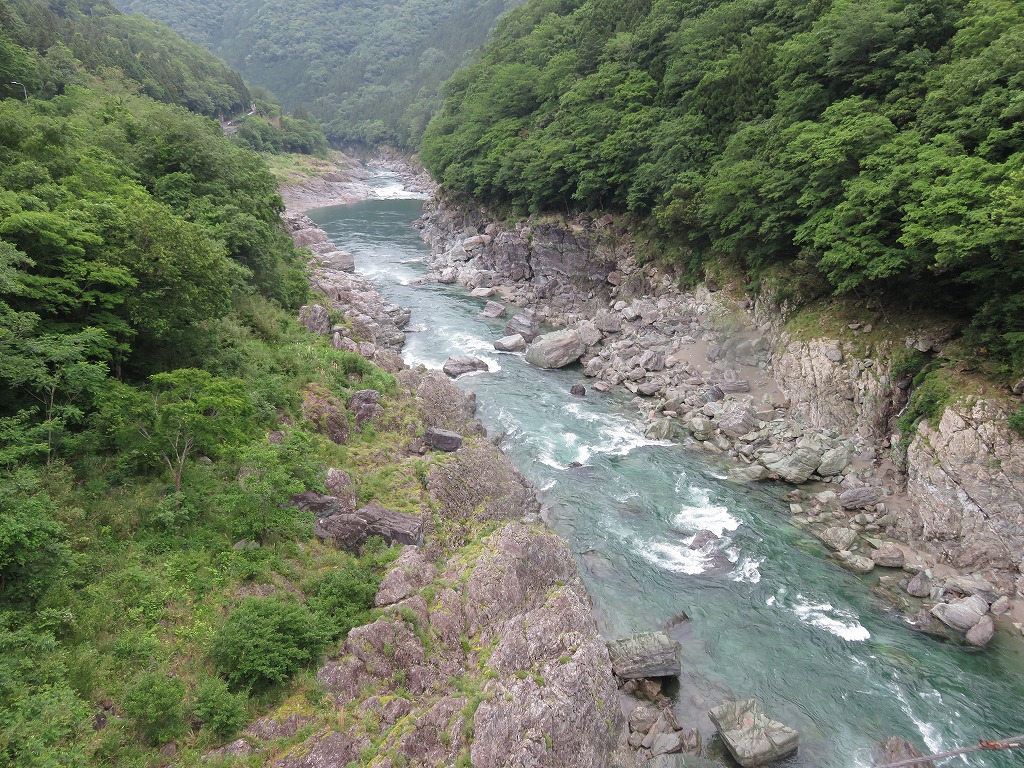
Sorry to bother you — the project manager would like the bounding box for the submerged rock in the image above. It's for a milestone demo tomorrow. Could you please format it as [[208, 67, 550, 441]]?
[[708, 699, 799, 767], [607, 631, 681, 679], [872, 736, 933, 768]]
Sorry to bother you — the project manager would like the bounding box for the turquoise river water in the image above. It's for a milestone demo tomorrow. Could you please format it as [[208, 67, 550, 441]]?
[[308, 174, 1024, 768]]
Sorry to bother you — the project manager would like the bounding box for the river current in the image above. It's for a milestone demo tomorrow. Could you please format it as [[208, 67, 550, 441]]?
[[308, 173, 1024, 768]]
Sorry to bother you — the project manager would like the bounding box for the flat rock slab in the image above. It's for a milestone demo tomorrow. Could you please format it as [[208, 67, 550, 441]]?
[[442, 356, 489, 378], [607, 631, 680, 679], [423, 428, 463, 452], [708, 699, 799, 767]]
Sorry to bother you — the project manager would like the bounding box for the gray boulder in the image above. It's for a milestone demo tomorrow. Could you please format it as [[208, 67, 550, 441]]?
[[290, 492, 341, 519], [762, 441, 827, 484], [423, 428, 463, 452], [298, 304, 331, 335], [906, 572, 932, 598], [833, 550, 875, 574], [717, 400, 757, 439], [348, 389, 383, 428], [525, 330, 586, 369], [607, 631, 680, 679], [314, 501, 423, 551], [493, 334, 526, 353], [816, 445, 853, 477], [504, 310, 540, 342], [594, 309, 622, 334], [479, 301, 506, 319], [728, 465, 771, 483], [819, 527, 857, 551], [576, 319, 603, 347], [871, 544, 905, 568], [965, 615, 995, 647], [931, 595, 988, 632], [442, 356, 489, 378], [708, 699, 799, 768], [839, 487, 884, 510]]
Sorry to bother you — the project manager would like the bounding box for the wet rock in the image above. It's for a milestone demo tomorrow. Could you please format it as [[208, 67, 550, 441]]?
[[607, 631, 681, 679], [480, 300, 507, 319], [493, 334, 527, 352], [965, 615, 995, 647], [423, 427, 463, 452], [298, 303, 331, 335], [525, 329, 586, 369], [833, 550, 875, 574], [504, 310, 541, 342], [819, 527, 857, 551], [651, 731, 684, 756], [646, 419, 681, 441], [930, 594, 988, 632], [570, 384, 586, 397], [729, 465, 771, 483], [708, 699, 799, 768], [872, 544, 905, 569], [348, 389, 383, 428], [443, 356, 489, 378], [872, 737, 933, 768]]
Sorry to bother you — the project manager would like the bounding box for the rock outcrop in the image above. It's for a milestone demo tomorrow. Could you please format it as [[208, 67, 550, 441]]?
[[525, 329, 586, 369]]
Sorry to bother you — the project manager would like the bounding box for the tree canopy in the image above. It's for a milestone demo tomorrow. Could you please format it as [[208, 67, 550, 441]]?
[[111, 0, 527, 147], [421, 0, 1024, 376]]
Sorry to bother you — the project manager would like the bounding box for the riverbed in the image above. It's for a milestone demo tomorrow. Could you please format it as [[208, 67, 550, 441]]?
[[307, 173, 1024, 768]]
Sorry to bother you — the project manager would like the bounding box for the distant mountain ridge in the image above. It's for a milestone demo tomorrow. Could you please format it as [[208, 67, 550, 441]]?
[[112, 0, 526, 147]]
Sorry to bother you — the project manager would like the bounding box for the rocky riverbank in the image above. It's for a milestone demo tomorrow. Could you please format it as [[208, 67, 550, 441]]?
[[417, 199, 1024, 646], [264, 169, 637, 767]]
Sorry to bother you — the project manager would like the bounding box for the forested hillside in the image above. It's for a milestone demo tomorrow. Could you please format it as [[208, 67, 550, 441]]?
[[421, 0, 1024, 377], [0, 3, 409, 764], [112, 0, 526, 147]]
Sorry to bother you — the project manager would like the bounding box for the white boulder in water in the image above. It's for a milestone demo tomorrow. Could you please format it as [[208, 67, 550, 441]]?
[[708, 699, 799, 767]]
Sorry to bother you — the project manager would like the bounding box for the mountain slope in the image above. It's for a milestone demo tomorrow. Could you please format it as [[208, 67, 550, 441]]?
[[420, 0, 1024, 376], [112, 0, 526, 147]]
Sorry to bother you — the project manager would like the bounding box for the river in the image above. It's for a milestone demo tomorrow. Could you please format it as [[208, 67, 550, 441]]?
[[307, 174, 1024, 768]]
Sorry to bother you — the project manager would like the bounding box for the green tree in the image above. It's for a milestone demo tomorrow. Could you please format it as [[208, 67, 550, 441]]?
[[100, 369, 258, 494]]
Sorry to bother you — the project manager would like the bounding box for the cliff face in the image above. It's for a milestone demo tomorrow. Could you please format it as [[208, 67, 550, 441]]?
[[419, 202, 1024, 589], [903, 399, 1024, 573]]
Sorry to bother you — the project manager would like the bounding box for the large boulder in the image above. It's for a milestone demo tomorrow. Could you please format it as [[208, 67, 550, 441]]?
[[442, 356, 490, 378], [819, 527, 857, 551], [525, 329, 586, 369], [504, 310, 540, 342], [606, 631, 680, 679], [493, 334, 526, 353], [840, 487, 884, 510], [708, 699, 799, 768], [930, 594, 988, 632], [290, 492, 341, 518], [480, 301, 506, 319], [761, 439, 827, 484], [315, 502, 423, 551], [423, 428, 463, 452], [717, 399, 758, 439], [298, 304, 331, 335]]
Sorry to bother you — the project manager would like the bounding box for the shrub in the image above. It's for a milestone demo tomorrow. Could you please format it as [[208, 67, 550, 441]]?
[[194, 677, 248, 738], [1010, 405, 1024, 437], [121, 671, 188, 746], [212, 598, 326, 691], [896, 373, 951, 451], [306, 560, 380, 641]]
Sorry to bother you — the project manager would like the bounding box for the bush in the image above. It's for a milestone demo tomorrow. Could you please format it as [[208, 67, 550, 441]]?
[[896, 373, 951, 451], [212, 598, 326, 692], [306, 561, 380, 641], [121, 671, 188, 746], [194, 677, 248, 738], [1010, 405, 1024, 437]]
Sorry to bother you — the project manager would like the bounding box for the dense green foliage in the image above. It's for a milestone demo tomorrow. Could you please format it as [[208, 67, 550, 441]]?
[[422, 0, 1024, 376], [0, 0, 249, 114], [0, 9, 401, 765], [112, 0, 526, 147], [212, 597, 327, 692]]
